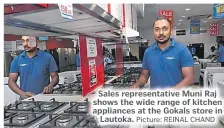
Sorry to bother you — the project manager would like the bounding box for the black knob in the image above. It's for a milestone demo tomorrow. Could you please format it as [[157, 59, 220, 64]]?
[[51, 98, 55, 102], [9, 114, 13, 123], [15, 101, 18, 109], [31, 98, 35, 101], [38, 104, 42, 110], [49, 114, 52, 119], [32, 112, 36, 118]]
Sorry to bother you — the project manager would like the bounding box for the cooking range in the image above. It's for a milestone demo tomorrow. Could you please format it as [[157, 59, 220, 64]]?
[[104, 67, 142, 88], [53, 82, 83, 95], [105, 67, 142, 76], [4, 98, 102, 128], [5, 98, 66, 113], [53, 74, 113, 95]]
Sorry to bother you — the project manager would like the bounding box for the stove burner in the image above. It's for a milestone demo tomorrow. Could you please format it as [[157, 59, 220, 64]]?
[[42, 102, 54, 109], [62, 90, 72, 94], [21, 103, 30, 109], [77, 105, 87, 111], [53, 90, 61, 94], [57, 115, 71, 123], [17, 114, 29, 121]]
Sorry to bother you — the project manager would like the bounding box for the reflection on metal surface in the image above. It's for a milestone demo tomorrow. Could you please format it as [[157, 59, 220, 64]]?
[[73, 4, 121, 29], [4, 17, 74, 35], [5, 4, 121, 40]]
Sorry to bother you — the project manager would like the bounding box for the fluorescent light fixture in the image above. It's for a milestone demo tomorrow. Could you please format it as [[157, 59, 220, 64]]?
[[182, 16, 186, 17], [15, 22, 22, 25], [185, 8, 190, 11], [179, 20, 183, 22], [207, 15, 212, 19], [204, 21, 207, 22]]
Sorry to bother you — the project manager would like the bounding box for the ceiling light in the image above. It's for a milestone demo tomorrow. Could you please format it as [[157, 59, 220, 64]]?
[[204, 21, 207, 22], [185, 8, 190, 11], [15, 22, 22, 25], [207, 15, 212, 19], [222, 24, 224, 25], [182, 16, 186, 17], [179, 20, 183, 22]]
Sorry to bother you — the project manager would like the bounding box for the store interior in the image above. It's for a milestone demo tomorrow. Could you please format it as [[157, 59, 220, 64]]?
[[3, 4, 224, 128]]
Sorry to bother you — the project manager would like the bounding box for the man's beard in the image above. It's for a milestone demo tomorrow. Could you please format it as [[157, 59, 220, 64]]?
[[156, 36, 170, 44], [24, 46, 36, 53]]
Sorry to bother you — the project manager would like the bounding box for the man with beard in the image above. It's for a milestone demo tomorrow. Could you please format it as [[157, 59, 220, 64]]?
[[132, 17, 194, 89], [8, 36, 59, 99]]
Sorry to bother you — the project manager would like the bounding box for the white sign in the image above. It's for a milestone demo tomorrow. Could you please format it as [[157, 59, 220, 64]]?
[[58, 4, 73, 20], [86, 37, 97, 57]]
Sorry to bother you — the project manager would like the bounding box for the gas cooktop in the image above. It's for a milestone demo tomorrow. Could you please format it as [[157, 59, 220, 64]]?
[[4, 98, 69, 128], [4, 98, 130, 128], [38, 99, 100, 128], [64, 99, 89, 114], [54, 75, 113, 95], [110, 74, 139, 84], [5, 98, 67, 113], [53, 82, 82, 95], [4, 111, 46, 127], [39, 113, 99, 128], [105, 67, 142, 76]]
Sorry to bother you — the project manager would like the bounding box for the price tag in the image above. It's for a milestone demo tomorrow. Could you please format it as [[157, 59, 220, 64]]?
[[58, 4, 73, 20]]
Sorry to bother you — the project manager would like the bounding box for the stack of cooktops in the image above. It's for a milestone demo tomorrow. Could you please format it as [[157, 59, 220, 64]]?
[[104, 67, 142, 88], [104, 68, 116, 76], [52, 82, 82, 95], [4, 98, 68, 128], [38, 99, 101, 128], [123, 67, 142, 75], [105, 67, 142, 76]]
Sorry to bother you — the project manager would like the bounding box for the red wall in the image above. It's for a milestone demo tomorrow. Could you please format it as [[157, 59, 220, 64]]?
[[79, 34, 104, 96], [46, 38, 74, 49], [4, 34, 74, 49], [4, 34, 22, 41]]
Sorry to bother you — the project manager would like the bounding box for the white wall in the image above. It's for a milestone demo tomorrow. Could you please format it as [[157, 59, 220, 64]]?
[[138, 28, 155, 45], [138, 26, 224, 58], [130, 44, 139, 59]]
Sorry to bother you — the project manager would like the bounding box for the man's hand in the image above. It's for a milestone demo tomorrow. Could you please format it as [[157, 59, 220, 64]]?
[[42, 85, 54, 94], [130, 70, 149, 88], [20, 92, 35, 99]]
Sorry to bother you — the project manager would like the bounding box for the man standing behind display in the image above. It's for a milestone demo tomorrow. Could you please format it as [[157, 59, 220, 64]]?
[[132, 17, 194, 89], [8, 36, 59, 99], [217, 43, 224, 67]]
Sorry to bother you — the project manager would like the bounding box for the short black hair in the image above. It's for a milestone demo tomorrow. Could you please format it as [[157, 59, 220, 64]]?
[[153, 16, 172, 27]]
